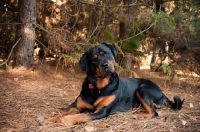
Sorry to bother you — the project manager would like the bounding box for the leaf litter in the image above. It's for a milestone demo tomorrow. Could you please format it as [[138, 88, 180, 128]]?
[[0, 65, 200, 132]]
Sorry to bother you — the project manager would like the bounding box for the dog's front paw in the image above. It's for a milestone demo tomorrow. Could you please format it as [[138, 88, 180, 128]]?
[[39, 117, 59, 125], [40, 119, 54, 125]]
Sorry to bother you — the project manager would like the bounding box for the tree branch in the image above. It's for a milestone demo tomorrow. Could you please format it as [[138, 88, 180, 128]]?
[[78, 0, 140, 8], [0, 37, 21, 66], [116, 4, 158, 43]]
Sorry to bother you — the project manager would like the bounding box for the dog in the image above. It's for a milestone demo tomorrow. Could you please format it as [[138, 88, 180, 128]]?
[[41, 43, 184, 126]]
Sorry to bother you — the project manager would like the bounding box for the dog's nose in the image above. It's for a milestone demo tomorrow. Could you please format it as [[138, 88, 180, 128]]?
[[102, 63, 109, 68]]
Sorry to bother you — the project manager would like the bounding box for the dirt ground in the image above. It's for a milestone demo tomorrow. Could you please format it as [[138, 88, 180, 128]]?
[[0, 62, 200, 132]]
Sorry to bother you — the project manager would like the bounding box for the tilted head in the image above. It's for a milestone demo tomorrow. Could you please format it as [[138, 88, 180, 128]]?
[[79, 43, 118, 79]]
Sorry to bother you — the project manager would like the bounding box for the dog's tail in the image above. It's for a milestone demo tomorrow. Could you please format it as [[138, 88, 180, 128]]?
[[164, 95, 184, 110]]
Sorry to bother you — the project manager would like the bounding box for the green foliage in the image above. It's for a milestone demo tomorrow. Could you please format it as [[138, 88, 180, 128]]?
[[103, 30, 116, 42], [151, 11, 175, 36], [59, 52, 80, 65], [89, 36, 101, 44], [173, 0, 200, 44], [161, 64, 178, 78], [75, 44, 85, 53], [0, 64, 7, 70], [102, 22, 146, 55], [121, 22, 147, 54]]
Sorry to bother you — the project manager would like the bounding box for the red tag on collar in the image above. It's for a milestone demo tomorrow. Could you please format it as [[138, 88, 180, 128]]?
[[88, 84, 95, 89], [89, 82, 110, 90]]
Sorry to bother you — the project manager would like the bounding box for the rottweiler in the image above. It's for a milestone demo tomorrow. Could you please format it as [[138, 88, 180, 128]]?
[[41, 43, 184, 126]]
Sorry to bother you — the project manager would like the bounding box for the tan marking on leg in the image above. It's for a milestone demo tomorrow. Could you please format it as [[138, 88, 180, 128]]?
[[77, 96, 94, 111], [136, 91, 154, 118], [94, 95, 116, 110], [60, 113, 92, 126], [41, 107, 78, 125]]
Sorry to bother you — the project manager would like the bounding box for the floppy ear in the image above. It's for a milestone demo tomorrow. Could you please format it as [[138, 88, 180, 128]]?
[[79, 51, 88, 72], [102, 43, 118, 59]]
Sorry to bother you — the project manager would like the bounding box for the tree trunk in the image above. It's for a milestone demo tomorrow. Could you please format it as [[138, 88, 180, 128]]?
[[13, 0, 37, 68], [121, 53, 132, 70]]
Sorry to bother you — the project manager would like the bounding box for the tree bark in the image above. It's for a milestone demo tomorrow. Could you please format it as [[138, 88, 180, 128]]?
[[121, 53, 132, 70], [13, 0, 36, 68]]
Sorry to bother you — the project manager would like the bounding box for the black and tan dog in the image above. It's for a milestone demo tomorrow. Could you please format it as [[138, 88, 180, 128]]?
[[41, 43, 184, 126]]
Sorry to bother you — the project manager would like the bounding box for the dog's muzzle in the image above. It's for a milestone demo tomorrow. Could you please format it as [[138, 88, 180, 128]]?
[[101, 62, 109, 69], [98, 62, 115, 78]]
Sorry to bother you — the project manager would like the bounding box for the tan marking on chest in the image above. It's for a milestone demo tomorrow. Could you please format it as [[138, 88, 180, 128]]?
[[97, 76, 110, 89]]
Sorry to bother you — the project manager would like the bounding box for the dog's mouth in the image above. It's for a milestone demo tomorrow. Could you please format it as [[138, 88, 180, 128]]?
[[97, 65, 115, 78], [100, 70, 112, 78]]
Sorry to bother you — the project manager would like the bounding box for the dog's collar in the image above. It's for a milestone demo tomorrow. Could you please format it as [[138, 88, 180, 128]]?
[[88, 84, 95, 89], [88, 82, 109, 90]]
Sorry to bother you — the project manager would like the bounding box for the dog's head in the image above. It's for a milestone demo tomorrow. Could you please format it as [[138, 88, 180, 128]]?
[[79, 43, 118, 78]]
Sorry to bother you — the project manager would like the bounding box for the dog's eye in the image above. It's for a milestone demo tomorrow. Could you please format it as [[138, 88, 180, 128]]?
[[92, 54, 98, 61], [93, 54, 98, 59], [99, 51, 109, 57], [99, 51, 104, 55]]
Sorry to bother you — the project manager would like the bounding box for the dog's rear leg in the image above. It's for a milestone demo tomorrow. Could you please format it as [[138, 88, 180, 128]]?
[[135, 89, 158, 118]]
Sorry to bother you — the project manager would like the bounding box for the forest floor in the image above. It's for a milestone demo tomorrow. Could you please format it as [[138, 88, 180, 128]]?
[[0, 60, 200, 132]]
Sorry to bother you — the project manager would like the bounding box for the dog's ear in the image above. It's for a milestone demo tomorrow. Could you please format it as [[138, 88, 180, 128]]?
[[79, 51, 88, 72], [102, 43, 118, 59]]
